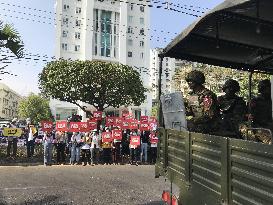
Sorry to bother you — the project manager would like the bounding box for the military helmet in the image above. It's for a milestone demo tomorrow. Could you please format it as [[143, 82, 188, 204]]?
[[185, 70, 205, 85], [258, 79, 271, 92], [222, 79, 240, 93]]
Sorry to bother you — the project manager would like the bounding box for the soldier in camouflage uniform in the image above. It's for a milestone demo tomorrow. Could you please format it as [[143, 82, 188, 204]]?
[[218, 79, 247, 138], [185, 70, 220, 134]]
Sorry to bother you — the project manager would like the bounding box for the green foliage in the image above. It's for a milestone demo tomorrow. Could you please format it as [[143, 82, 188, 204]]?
[[151, 106, 158, 117], [0, 21, 24, 57], [39, 60, 147, 111], [173, 61, 270, 100], [18, 93, 52, 125]]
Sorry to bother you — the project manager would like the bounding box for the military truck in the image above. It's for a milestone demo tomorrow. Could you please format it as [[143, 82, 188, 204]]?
[[155, 0, 273, 204]]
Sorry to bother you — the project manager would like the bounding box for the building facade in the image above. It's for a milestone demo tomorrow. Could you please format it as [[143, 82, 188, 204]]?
[[150, 48, 183, 104], [53, 0, 151, 120], [0, 83, 21, 120]]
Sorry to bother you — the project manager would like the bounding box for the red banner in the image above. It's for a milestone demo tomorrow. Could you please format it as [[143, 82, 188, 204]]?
[[87, 119, 97, 131], [41, 121, 53, 132], [114, 117, 123, 127], [102, 132, 113, 143], [130, 136, 140, 146], [140, 116, 149, 123], [121, 120, 130, 130], [69, 122, 81, 132], [130, 120, 139, 130], [93, 111, 102, 120], [112, 130, 122, 141], [106, 117, 115, 126], [56, 121, 67, 132], [140, 122, 150, 131], [80, 122, 89, 132]]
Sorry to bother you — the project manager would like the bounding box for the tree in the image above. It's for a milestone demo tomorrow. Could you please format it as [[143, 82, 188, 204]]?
[[0, 21, 24, 58], [18, 93, 52, 125], [38, 60, 147, 112]]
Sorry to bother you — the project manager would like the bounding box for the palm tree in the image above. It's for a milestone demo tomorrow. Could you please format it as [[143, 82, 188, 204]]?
[[0, 21, 24, 58]]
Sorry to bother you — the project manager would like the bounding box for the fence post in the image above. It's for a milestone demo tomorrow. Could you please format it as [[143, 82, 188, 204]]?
[[220, 137, 230, 204]]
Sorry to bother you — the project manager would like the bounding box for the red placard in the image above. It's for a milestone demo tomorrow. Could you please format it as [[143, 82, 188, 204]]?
[[80, 122, 89, 132], [140, 122, 150, 131], [149, 122, 158, 131], [106, 117, 115, 126], [87, 119, 97, 130], [93, 111, 102, 120], [56, 121, 67, 132], [102, 132, 113, 143], [41, 121, 53, 132], [124, 113, 134, 120], [69, 122, 81, 132], [112, 130, 122, 140], [140, 116, 149, 123], [114, 117, 123, 127], [150, 133, 159, 144], [130, 136, 140, 146], [121, 120, 130, 130], [130, 120, 139, 130]]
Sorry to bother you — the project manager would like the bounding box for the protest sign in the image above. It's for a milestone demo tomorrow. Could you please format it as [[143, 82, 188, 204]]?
[[140, 116, 149, 123], [87, 119, 97, 130], [129, 120, 139, 130], [80, 122, 89, 132], [122, 110, 129, 118], [2, 128, 22, 137], [121, 120, 130, 130], [149, 122, 158, 131], [130, 135, 140, 147], [41, 121, 53, 132], [69, 122, 81, 132], [150, 133, 159, 144], [93, 111, 102, 121], [56, 121, 67, 132], [102, 132, 113, 143], [140, 122, 150, 131], [106, 117, 115, 126], [112, 130, 122, 141], [149, 117, 157, 123], [114, 117, 123, 127]]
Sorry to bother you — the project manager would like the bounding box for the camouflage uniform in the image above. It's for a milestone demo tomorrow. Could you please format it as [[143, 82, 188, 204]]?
[[218, 79, 247, 138], [185, 70, 220, 134]]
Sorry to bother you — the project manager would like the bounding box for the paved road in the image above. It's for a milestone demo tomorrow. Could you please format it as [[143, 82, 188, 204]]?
[[0, 165, 176, 205]]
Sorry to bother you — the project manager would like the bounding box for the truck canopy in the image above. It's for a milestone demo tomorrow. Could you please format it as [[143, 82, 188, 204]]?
[[163, 0, 273, 74]]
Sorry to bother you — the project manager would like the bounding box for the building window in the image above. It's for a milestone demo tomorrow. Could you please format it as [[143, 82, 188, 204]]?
[[75, 32, 81, 39], [75, 45, 80, 51], [128, 39, 133, 46], [63, 4, 69, 10], [62, 18, 69, 25], [140, 28, 144, 35], [76, 19, 81, 27], [100, 10, 112, 57], [140, 17, 144, 24], [130, 3, 133, 10], [127, 26, 133, 34], [140, 52, 144, 59], [61, 43, 68, 51], [128, 52, 132, 57], [140, 6, 144, 12], [62, 30, 68, 37], [76, 7, 82, 14], [140, 41, 144, 47], [128, 16, 133, 23]]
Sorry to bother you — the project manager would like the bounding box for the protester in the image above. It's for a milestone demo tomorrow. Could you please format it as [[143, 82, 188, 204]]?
[[56, 131, 67, 165], [101, 127, 112, 165], [70, 132, 81, 165], [27, 124, 35, 158], [6, 118, 18, 158], [129, 130, 140, 166], [43, 131, 53, 166], [81, 133, 91, 166], [90, 129, 101, 166], [112, 127, 122, 165], [150, 131, 158, 164], [140, 130, 150, 164]]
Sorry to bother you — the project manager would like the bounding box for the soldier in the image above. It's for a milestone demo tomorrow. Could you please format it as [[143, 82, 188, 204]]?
[[218, 79, 247, 138], [185, 70, 220, 134]]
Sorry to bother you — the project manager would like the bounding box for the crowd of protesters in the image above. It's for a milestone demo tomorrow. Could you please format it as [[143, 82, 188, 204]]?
[[42, 127, 158, 166]]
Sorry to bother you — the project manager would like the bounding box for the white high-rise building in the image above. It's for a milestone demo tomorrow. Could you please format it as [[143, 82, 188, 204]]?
[[150, 48, 183, 104], [52, 0, 151, 120]]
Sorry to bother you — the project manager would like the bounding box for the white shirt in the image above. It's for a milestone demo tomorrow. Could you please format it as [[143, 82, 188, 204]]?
[[71, 134, 81, 143], [28, 128, 34, 141], [91, 134, 101, 148]]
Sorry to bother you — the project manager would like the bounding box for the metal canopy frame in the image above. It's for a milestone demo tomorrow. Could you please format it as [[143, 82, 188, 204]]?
[[162, 0, 273, 74]]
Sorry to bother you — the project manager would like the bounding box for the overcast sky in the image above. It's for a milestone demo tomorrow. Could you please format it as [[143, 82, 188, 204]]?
[[0, 0, 224, 96]]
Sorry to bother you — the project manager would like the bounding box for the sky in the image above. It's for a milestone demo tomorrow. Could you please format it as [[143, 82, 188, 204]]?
[[0, 0, 224, 96]]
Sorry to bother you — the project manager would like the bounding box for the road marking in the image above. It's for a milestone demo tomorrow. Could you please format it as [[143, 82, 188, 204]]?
[[1, 186, 56, 191]]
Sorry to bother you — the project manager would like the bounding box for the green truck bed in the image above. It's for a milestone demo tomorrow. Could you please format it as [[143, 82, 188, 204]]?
[[155, 129, 273, 205]]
